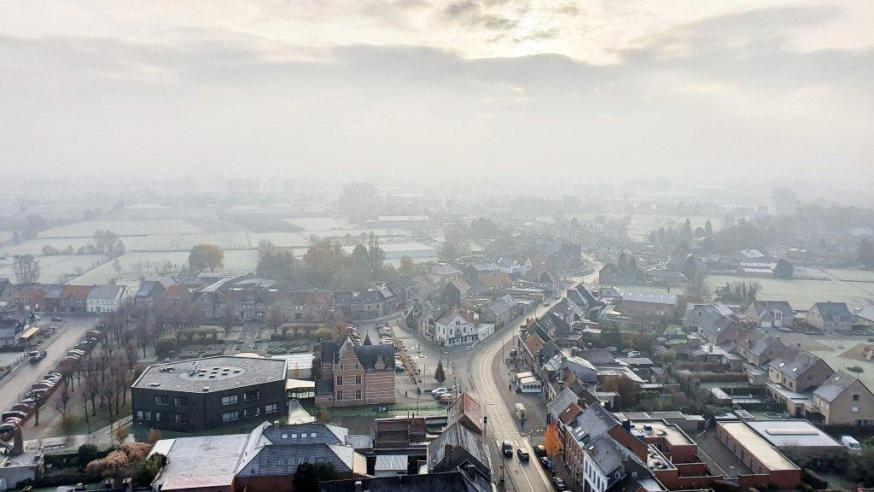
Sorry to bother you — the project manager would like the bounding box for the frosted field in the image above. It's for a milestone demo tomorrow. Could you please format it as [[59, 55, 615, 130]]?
[[0, 254, 106, 283], [706, 275, 874, 309], [248, 232, 312, 248], [825, 269, 874, 283], [126, 233, 253, 252], [0, 237, 94, 256], [69, 250, 260, 286], [38, 219, 203, 238]]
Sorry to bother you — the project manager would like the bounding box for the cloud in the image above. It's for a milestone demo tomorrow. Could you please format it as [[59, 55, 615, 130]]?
[[439, 0, 518, 31]]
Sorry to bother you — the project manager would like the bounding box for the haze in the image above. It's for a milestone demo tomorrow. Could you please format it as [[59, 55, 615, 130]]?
[[0, 0, 873, 183]]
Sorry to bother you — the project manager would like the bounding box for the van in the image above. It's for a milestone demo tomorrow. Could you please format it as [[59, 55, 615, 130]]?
[[515, 403, 527, 421], [842, 435, 862, 451]]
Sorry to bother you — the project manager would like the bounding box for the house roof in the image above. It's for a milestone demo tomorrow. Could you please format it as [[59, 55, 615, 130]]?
[[135, 280, 164, 298], [750, 300, 793, 318], [814, 371, 861, 403], [150, 434, 248, 490], [427, 421, 490, 478], [559, 402, 584, 425], [619, 290, 678, 306], [132, 355, 287, 393], [811, 302, 853, 322], [775, 352, 828, 379], [87, 285, 125, 301], [589, 434, 625, 476], [447, 393, 483, 434], [61, 285, 93, 300], [431, 263, 462, 277], [321, 337, 395, 373], [437, 310, 476, 325], [547, 387, 579, 420]]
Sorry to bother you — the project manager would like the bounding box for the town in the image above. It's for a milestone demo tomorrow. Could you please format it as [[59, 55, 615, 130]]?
[[2, 180, 874, 492]]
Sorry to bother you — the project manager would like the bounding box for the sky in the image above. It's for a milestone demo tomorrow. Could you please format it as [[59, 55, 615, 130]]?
[[0, 0, 872, 183]]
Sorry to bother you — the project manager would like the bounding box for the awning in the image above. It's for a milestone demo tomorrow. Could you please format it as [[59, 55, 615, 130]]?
[[19, 326, 40, 341], [286, 378, 315, 391]]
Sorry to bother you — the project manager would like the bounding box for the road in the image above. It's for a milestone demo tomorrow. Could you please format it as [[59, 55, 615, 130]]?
[[0, 317, 95, 411], [464, 265, 601, 492]]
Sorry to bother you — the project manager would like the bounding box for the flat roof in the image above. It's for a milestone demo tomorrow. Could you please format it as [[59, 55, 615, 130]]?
[[746, 420, 843, 448], [718, 422, 799, 471], [633, 420, 694, 446], [132, 356, 287, 393]]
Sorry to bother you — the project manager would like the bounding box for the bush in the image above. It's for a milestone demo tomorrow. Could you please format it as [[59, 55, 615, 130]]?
[[77, 444, 99, 467], [848, 365, 864, 373], [155, 336, 176, 357]]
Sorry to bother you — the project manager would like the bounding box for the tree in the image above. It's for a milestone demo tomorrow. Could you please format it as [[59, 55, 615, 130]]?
[[78, 443, 99, 467], [543, 422, 563, 457], [54, 378, 72, 418], [88, 230, 126, 258], [293, 462, 337, 492], [685, 272, 711, 301], [188, 244, 224, 273], [147, 427, 162, 444], [704, 219, 713, 235], [313, 326, 334, 341], [434, 360, 446, 383], [398, 255, 415, 275], [303, 240, 344, 288], [773, 259, 794, 279], [860, 239, 874, 268], [13, 255, 40, 284], [256, 240, 295, 282]]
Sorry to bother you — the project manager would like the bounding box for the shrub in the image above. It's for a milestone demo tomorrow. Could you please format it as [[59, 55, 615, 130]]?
[[848, 365, 864, 373], [155, 336, 176, 357], [77, 443, 99, 467]]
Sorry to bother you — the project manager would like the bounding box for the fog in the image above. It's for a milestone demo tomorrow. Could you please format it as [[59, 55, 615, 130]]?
[[0, 0, 872, 187]]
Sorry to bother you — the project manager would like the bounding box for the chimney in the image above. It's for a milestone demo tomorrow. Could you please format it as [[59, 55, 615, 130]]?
[[11, 427, 23, 456], [354, 480, 364, 492], [466, 463, 477, 480], [622, 419, 631, 431]]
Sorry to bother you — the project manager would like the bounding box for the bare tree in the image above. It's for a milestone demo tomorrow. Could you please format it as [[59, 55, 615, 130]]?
[[54, 378, 72, 418], [13, 254, 40, 284]]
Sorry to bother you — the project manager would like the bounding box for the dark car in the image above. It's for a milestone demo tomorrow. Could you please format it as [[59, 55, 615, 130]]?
[[540, 456, 554, 471], [533, 444, 546, 457], [552, 476, 567, 491], [502, 441, 513, 457], [0, 424, 16, 440], [516, 447, 530, 462], [2, 411, 27, 421], [28, 351, 47, 363]]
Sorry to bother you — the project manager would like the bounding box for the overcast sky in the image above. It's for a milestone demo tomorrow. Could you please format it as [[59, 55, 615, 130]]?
[[1, 1, 872, 183]]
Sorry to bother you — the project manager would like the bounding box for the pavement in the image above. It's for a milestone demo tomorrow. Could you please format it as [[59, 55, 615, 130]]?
[[0, 316, 96, 412]]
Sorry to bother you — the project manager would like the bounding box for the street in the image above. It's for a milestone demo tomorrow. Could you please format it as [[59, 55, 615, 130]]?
[[0, 317, 95, 412]]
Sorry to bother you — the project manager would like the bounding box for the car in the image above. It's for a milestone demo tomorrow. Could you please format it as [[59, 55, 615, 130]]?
[[516, 447, 530, 462], [533, 444, 546, 457], [0, 424, 16, 440], [540, 456, 554, 471], [3, 417, 22, 427], [51, 316, 64, 322], [28, 351, 47, 363], [438, 394, 454, 405], [1, 411, 27, 421], [502, 441, 513, 457], [552, 476, 567, 491], [431, 387, 448, 396]]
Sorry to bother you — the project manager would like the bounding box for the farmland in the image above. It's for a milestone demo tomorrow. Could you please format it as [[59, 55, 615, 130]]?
[[0, 254, 106, 283], [706, 274, 874, 309], [37, 219, 203, 238]]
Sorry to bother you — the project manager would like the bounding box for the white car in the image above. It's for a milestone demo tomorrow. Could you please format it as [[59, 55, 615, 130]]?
[[431, 387, 448, 396]]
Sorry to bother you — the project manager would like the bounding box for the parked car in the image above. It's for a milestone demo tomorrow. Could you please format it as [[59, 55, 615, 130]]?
[[540, 456, 554, 471], [51, 316, 64, 322], [0, 423, 17, 440], [552, 476, 567, 491], [438, 394, 453, 405], [28, 351, 47, 363], [516, 447, 530, 462], [533, 444, 546, 457], [2, 411, 27, 421], [502, 441, 513, 457]]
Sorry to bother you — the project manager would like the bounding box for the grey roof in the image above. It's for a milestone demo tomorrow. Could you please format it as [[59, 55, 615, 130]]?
[[236, 421, 363, 476], [427, 421, 490, 478], [814, 371, 859, 402], [135, 280, 164, 298], [745, 420, 842, 448], [374, 454, 407, 471], [589, 434, 624, 476], [87, 285, 125, 300], [750, 301, 793, 318], [749, 334, 783, 357], [566, 403, 619, 444], [132, 356, 287, 393], [775, 352, 827, 379], [811, 302, 853, 322], [321, 337, 395, 372], [547, 388, 580, 420], [43, 284, 64, 299], [151, 434, 249, 489], [431, 263, 463, 276], [619, 290, 678, 306]]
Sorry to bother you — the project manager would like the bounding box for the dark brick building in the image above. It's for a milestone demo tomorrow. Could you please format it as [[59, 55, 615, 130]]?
[[131, 355, 288, 432]]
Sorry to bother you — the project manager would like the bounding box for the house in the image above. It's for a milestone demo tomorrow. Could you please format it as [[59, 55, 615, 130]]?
[[442, 278, 471, 307], [15, 285, 46, 312], [812, 371, 874, 426], [59, 285, 93, 313], [429, 263, 463, 288], [42, 284, 64, 312], [616, 290, 679, 319], [134, 280, 166, 308], [598, 264, 619, 285], [0, 279, 17, 304], [372, 417, 427, 449], [150, 421, 367, 492], [131, 356, 289, 431], [334, 289, 395, 321], [0, 317, 22, 346], [768, 352, 833, 393], [86, 285, 128, 313], [447, 393, 483, 435], [746, 301, 794, 330], [272, 291, 334, 321], [737, 331, 796, 367], [477, 271, 512, 292], [480, 295, 523, 329], [316, 337, 395, 408], [433, 310, 492, 347], [427, 422, 491, 490], [163, 283, 191, 308], [684, 304, 741, 346], [715, 421, 801, 489], [807, 302, 853, 333]]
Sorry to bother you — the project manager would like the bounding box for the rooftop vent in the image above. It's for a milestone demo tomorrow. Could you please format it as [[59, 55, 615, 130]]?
[[202, 386, 210, 392], [149, 382, 161, 387]]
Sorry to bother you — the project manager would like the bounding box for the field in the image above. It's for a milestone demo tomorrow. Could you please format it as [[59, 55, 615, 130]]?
[[569, 213, 722, 240], [706, 274, 874, 309], [0, 237, 93, 256], [126, 232, 253, 251], [37, 219, 202, 238], [0, 254, 106, 283]]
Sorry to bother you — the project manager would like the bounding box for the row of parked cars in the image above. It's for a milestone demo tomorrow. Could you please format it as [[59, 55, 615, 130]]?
[[0, 333, 99, 441], [430, 386, 455, 405], [500, 442, 567, 490]]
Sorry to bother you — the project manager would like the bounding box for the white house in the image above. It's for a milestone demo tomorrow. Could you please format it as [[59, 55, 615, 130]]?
[[86, 285, 128, 313], [433, 310, 494, 347]]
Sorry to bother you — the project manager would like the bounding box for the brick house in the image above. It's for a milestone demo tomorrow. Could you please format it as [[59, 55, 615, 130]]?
[[316, 337, 395, 408], [812, 371, 874, 426], [806, 302, 853, 333]]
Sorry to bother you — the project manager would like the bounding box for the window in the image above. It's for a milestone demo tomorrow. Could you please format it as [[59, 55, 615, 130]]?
[[174, 396, 188, 407], [854, 394, 860, 401], [174, 413, 189, 424], [135, 411, 143, 420], [265, 403, 279, 415], [222, 410, 239, 423], [154, 395, 170, 406], [221, 394, 239, 406], [243, 390, 261, 402], [336, 376, 343, 385], [355, 375, 361, 385], [243, 407, 261, 418], [155, 412, 167, 422], [143, 411, 152, 421], [336, 390, 343, 400], [356, 390, 362, 399]]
